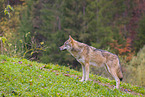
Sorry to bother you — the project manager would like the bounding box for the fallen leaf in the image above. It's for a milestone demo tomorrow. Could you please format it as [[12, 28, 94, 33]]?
[[56, 73, 59, 76], [64, 74, 70, 77], [128, 89, 132, 92], [30, 82, 33, 85]]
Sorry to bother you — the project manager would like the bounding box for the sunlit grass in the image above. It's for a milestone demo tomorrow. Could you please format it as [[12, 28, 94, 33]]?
[[0, 55, 144, 96]]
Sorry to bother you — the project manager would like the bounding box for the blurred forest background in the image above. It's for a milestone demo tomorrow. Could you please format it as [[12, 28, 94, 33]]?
[[0, 0, 145, 87]]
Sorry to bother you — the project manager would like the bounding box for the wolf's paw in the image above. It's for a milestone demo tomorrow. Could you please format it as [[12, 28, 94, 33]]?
[[80, 79, 84, 82], [113, 86, 119, 89]]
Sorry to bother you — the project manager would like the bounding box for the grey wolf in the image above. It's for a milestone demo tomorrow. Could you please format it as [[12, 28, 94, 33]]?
[[59, 35, 123, 89]]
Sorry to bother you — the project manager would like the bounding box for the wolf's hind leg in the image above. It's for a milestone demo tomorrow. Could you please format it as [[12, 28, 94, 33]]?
[[110, 69, 120, 89], [105, 64, 120, 89], [112, 72, 120, 89]]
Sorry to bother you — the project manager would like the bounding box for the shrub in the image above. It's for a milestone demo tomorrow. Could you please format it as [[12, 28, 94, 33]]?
[[125, 45, 145, 87]]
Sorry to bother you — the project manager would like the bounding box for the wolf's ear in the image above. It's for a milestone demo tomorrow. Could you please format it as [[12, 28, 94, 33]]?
[[69, 35, 74, 42]]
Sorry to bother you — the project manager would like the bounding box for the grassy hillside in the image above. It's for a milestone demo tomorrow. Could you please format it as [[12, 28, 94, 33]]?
[[0, 55, 145, 97]]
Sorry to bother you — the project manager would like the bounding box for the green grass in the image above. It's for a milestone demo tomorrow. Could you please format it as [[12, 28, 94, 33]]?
[[0, 55, 145, 97]]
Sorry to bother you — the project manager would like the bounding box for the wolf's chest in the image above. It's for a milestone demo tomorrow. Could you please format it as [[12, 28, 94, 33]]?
[[77, 57, 85, 63]]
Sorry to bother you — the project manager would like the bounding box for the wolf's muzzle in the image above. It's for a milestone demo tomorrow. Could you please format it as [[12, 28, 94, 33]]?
[[59, 46, 64, 51]]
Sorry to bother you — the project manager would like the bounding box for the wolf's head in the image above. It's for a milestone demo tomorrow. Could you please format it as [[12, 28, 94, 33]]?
[[59, 35, 74, 51]]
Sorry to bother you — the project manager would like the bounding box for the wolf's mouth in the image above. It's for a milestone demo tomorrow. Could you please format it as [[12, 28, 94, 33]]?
[[59, 46, 66, 51]]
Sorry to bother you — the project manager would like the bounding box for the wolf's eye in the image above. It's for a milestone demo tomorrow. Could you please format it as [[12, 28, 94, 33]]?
[[64, 41, 68, 45], [66, 42, 68, 45]]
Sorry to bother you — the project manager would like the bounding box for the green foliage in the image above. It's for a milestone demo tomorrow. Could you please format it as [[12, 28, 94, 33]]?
[[130, 45, 145, 67], [0, 0, 6, 18], [0, 0, 145, 67], [4, 5, 14, 18], [0, 37, 7, 44], [19, 0, 127, 66], [135, 16, 145, 52], [0, 55, 144, 96], [5, 0, 142, 69], [125, 45, 145, 87], [0, 3, 27, 57]]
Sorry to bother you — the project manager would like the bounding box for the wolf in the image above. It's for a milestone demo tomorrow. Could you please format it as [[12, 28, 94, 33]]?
[[59, 35, 123, 89]]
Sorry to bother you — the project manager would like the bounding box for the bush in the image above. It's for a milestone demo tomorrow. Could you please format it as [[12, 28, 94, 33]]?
[[125, 45, 145, 87]]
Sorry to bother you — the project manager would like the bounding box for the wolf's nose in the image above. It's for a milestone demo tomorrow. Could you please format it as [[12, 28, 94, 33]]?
[[59, 47, 62, 50]]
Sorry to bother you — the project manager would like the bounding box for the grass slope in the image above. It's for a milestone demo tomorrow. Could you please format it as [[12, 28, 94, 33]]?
[[0, 55, 145, 97]]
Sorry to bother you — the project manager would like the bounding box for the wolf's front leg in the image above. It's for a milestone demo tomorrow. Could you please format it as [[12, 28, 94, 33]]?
[[85, 63, 89, 81], [80, 65, 85, 82]]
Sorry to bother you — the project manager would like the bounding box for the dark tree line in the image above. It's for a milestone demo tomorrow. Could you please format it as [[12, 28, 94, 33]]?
[[1, 0, 145, 69]]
